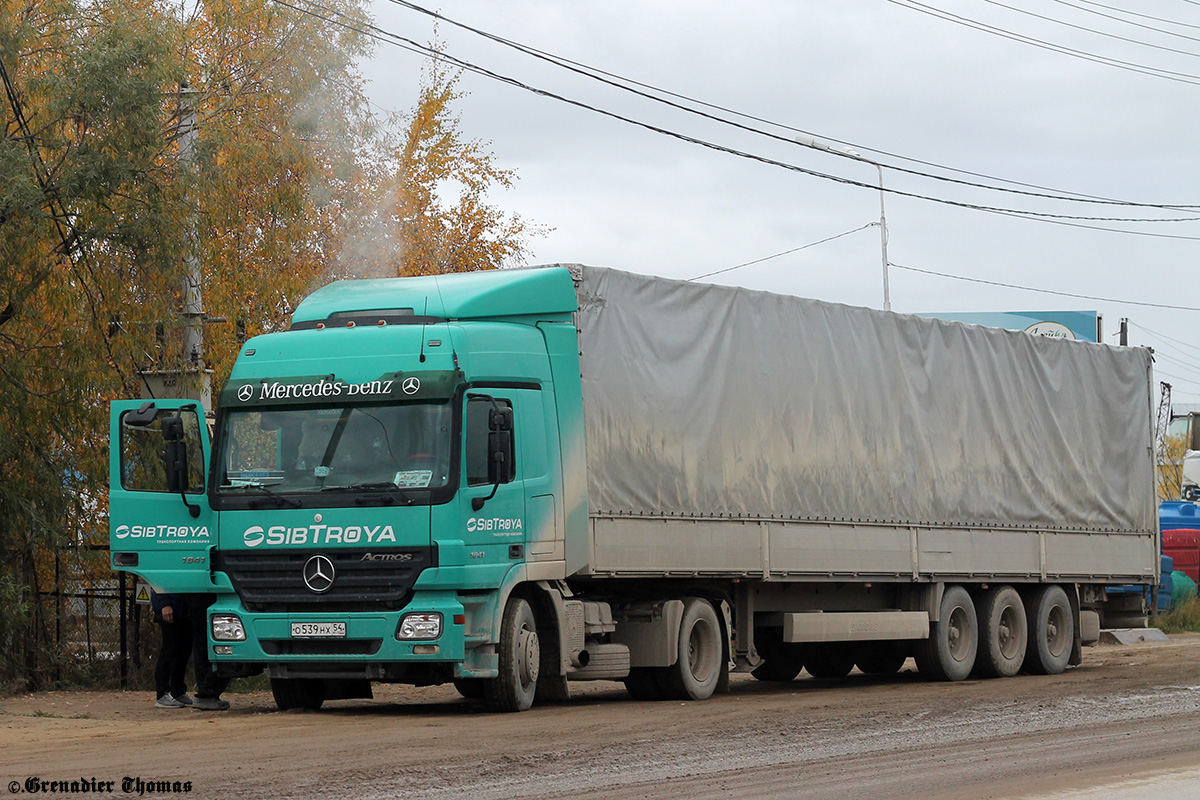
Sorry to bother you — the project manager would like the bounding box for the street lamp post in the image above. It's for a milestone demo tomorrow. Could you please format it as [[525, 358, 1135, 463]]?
[[795, 135, 891, 312]]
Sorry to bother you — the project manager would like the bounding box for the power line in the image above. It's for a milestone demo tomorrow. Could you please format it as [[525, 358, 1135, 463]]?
[[384, 0, 1200, 215], [890, 262, 1200, 311], [688, 223, 877, 281], [275, 0, 1200, 238], [1153, 348, 1200, 378], [1055, 0, 1200, 38], [1131, 321, 1200, 355], [888, 0, 1200, 85], [980, 0, 1200, 58], [1155, 368, 1200, 391]]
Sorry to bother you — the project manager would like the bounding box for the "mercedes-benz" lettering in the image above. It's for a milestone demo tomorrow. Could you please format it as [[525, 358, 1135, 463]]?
[[243, 523, 397, 548]]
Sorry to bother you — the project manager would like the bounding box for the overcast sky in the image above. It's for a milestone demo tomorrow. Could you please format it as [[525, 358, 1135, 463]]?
[[358, 0, 1200, 402]]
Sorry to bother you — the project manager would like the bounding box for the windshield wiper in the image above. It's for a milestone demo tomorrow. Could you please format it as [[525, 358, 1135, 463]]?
[[320, 481, 403, 492], [224, 478, 303, 508], [323, 482, 416, 506]]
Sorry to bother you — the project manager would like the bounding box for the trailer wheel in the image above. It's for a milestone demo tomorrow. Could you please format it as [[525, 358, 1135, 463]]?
[[914, 584, 977, 681], [1022, 585, 1073, 675], [750, 627, 805, 682], [270, 677, 326, 711], [452, 678, 486, 700], [485, 597, 539, 712], [975, 585, 1028, 678], [656, 598, 722, 701], [623, 667, 665, 701], [855, 643, 909, 675], [804, 644, 856, 679]]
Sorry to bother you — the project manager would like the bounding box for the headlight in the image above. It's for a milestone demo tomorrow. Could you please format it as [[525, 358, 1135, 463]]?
[[396, 612, 442, 640], [211, 614, 246, 642]]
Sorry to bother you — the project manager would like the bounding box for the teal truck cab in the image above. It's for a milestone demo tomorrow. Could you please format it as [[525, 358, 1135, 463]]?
[[111, 265, 1158, 712], [111, 267, 588, 711]]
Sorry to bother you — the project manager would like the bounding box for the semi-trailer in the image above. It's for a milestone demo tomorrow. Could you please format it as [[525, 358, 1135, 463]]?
[[109, 264, 1158, 711]]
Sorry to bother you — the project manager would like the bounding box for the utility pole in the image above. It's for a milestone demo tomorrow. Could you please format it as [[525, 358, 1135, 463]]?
[[139, 84, 213, 412]]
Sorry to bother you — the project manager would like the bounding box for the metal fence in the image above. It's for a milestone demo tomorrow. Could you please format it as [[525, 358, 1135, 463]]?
[[26, 546, 157, 691]]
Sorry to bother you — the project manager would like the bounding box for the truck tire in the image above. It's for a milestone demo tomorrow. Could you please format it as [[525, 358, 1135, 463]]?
[[656, 598, 722, 701], [1023, 585, 1073, 676], [453, 678, 486, 700], [750, 627, 805, 682], [623, 667, 666, 700], [485, 597, 540, 712], [975, 585, 1027, 678], [914, 584, 977, 681], [855, 643, 908, 675], [804, 644, 856, 679], [271, 677, 326, 710]]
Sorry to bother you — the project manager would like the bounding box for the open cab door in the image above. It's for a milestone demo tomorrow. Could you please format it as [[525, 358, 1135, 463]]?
[[109, 400, 217, 593]]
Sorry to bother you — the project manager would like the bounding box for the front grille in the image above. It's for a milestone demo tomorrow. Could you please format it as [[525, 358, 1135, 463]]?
[[215, 548, 435, 613], [261, 639, 383, 656]]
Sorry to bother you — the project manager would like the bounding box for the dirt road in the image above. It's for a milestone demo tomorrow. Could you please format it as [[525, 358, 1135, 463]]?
[[3, 635, 1200, 800]]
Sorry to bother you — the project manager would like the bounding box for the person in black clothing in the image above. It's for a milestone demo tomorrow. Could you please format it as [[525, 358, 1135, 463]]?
[[150, 591, 192, 708], [188, 593, 231, 710]]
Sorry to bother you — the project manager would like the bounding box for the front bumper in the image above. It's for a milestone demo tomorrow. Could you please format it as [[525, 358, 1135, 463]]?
[[208, 590, 467, 669]]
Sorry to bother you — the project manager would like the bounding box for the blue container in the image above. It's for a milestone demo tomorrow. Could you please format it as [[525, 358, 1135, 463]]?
[[1160, 555, 1174, 610], [1160, 501, 1200, 531]]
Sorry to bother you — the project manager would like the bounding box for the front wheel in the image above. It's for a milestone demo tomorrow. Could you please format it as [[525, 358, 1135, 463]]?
[[485, 597, 540, 712], [656, 598, 723, 701], [271, 677, 326, 711], [453, 678, 486, 700]]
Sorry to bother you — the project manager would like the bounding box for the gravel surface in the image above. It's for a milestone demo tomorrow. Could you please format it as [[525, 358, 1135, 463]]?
[[3, 634, 1200, 799]]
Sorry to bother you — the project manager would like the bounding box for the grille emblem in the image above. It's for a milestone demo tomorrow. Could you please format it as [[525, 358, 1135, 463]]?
[[302, 555, 336, 594]]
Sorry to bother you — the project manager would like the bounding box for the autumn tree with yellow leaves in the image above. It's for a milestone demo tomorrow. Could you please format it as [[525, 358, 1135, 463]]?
[[0, 1, 541, 689], [370, 52, 545, 277]]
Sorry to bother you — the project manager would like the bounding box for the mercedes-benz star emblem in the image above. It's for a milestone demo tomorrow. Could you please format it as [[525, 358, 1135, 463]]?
[[236, 384, 254, 402], [302, 555, 336, 594], [402, 376, 420, 395]]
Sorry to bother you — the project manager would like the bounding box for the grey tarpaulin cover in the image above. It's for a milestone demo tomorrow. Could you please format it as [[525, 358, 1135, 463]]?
[[575, 266, 1156, 533]]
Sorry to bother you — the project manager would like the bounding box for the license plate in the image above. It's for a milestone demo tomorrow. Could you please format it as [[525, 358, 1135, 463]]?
[[291, 622, 346, 638]]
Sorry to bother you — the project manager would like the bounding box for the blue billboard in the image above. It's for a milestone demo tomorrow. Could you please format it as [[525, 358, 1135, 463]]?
[[916, 311, 1100, 343]]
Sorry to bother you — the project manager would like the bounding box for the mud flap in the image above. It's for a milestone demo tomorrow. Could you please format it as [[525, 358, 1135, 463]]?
[[1069, 585, 1083, 667]]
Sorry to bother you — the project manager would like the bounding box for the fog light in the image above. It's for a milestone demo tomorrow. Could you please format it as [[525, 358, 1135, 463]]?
[[211, 614, 246, 641], [396, 612, 442, 640], [213, 645, 234, 655], [412, 644, 439, 655]]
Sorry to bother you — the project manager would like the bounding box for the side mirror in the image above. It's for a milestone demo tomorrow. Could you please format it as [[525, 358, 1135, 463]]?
[[470, 399, 514, 511], [162, 413, 201, 518], [162, 416, 190, 494], [486, 407, 514, 485]]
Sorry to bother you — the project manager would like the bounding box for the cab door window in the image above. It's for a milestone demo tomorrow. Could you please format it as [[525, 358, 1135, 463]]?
[[120, 409, 205, 493]]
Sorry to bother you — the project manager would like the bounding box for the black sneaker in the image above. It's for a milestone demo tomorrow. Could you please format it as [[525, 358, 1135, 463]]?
[[172, 692, 194, 706], [191, 696, 230, 711]]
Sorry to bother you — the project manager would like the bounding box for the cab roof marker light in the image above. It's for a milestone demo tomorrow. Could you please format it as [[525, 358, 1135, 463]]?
[[347, 321, 356, 328], [316, 323, 325, 330]]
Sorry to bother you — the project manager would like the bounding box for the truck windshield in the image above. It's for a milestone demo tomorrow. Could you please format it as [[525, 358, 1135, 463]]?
[[215, 402, 453, 495]]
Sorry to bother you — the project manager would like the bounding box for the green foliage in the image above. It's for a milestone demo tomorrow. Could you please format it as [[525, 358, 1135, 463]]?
[[359, 48, 547, 277], [1155, 595, 1200, 634], [0, 2, 544, 692]]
